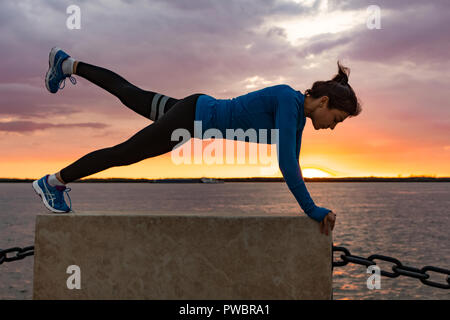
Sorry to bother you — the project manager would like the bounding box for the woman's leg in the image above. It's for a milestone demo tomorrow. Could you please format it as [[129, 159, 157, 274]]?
[[59, 93, 203, 184], [75, 61, 179, 121]]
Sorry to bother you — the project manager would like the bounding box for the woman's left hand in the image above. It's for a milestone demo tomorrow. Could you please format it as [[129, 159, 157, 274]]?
[[319, 211, 336, 236]]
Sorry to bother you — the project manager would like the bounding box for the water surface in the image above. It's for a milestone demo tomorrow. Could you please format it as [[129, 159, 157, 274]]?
[[0, 182, 449, 299]]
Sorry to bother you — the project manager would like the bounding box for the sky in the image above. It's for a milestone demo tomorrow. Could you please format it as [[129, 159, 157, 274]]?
[[1, 0, 449, 179]]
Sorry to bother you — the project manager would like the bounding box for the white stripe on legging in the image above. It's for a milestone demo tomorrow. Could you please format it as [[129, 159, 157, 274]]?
[[150, 93, 162, 120], [157, 96, 170, 120]]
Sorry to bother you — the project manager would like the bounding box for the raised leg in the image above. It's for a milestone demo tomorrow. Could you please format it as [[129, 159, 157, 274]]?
[[75, 61, 179, 121]]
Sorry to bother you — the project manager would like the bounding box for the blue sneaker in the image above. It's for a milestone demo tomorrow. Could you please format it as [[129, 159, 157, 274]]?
[[45, 47, 77, 94], [32, 174, 73, 213]]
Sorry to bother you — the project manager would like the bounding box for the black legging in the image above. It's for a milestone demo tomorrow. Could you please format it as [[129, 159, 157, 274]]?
[[60, 61, 204, 184]]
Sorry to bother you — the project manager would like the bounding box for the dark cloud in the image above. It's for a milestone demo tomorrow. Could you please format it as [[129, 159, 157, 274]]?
[[330, 0, 450, 11], [0, 0, 313, 114], [300, 2, 450, 64], [152, 0, 307, 16], [297, 33, 353, 57], [0, 0, 449, 119], [266, 26, 288, 38], [0, 83, 83, 117], [0, 120, 108, 133], [348, 5, 450, 63]]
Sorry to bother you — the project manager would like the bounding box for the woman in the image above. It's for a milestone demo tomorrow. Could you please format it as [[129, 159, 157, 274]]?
[[33, 47, 361, 236]]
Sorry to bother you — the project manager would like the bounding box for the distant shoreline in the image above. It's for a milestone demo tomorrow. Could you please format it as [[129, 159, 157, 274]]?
[[1, 177, 449, 183]]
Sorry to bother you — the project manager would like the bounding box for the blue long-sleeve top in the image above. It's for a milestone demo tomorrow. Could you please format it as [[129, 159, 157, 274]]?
[[194, 84, 332, 222]]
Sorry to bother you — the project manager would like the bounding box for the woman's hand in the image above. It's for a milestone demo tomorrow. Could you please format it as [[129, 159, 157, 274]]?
[[319, 211, 336, 236]]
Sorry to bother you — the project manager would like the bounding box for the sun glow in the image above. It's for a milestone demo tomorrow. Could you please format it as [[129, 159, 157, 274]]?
[[302, 168, 332, 178]]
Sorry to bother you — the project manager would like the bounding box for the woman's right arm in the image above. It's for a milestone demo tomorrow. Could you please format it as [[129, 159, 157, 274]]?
[[275, 89, 332, 223]]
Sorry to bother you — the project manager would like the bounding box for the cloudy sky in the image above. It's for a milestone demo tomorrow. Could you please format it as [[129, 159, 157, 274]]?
[[1, 0, 449, 179]]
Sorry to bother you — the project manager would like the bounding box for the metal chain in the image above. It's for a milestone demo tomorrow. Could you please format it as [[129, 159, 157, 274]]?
[[2, 244, 449, 290], [332, 245, 450, 289], [0, 246, 34, 265]]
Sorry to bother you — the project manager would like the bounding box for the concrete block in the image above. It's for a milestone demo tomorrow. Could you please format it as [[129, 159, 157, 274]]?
[[33, 211, 332, 299]]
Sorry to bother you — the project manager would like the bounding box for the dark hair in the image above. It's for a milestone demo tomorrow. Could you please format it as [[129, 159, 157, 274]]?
[[305, 61, 362, 117]]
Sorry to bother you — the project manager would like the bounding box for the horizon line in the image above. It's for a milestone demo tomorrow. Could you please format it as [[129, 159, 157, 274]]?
[[1, 176, 449, 180]]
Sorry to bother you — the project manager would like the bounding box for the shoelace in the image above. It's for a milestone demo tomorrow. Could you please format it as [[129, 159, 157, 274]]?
[[53, 186, 73, 212], [64, 187, 72, 212], [58, 75, 77, 90], [46, 187, 72, 211]]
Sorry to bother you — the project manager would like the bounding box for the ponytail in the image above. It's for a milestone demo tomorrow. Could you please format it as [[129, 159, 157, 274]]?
[[332, 61, 349, 85]]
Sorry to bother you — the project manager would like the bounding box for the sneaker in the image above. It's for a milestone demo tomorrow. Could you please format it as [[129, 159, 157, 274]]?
[[32, 174, 73, 213], [45, 47, 77, 94]]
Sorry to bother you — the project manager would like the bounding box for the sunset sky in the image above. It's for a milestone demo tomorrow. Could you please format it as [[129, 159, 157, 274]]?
[[1, 0, 449, 179]]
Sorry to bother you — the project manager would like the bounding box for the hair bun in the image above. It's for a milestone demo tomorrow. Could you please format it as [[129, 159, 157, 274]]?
[[332, 60, 350, 85], [338, 76, 348, 85]]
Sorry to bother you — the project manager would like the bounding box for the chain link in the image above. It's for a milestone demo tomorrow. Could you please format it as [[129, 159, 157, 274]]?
[[0, 246, 34, 265], [333, 245, 450, 289]]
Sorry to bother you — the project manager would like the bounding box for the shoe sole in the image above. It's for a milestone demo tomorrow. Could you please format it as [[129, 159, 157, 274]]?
[[32, 179, 70, 213], [45, 46, 61, 93]]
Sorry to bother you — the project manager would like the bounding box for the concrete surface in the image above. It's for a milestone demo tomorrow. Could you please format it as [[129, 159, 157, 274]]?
[[33, 211, 332, 299]]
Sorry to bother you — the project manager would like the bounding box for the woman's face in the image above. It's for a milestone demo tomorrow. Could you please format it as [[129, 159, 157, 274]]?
[[311, 100, 350, 130]]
